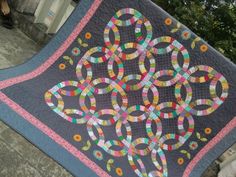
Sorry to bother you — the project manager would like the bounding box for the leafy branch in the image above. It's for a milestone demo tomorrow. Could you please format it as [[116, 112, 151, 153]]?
[[171, 22, 181, 33], [196, 132, 208, 142], [63, 56, 74, 65], [191, 37, 201, 49], [82, 140, 91, 151], [180, 150, 191, 159], [106, 159, 114, 172], [78, 38, 88, 47]]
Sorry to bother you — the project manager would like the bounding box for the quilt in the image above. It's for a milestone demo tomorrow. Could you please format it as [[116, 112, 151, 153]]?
[[0, 0, 236, 177]]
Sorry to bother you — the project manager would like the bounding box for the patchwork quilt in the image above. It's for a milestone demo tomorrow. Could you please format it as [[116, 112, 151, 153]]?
[[0, 0, 236, 177]]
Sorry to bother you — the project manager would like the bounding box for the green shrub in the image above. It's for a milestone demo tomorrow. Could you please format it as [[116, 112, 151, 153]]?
[[153, 0, 236, 62]]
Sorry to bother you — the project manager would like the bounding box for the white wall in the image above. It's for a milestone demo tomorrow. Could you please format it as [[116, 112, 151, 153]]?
[[34, 0, 75, 33]]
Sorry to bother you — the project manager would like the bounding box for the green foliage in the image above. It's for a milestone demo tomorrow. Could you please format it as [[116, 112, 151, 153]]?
[[152, 0, 236, 62]]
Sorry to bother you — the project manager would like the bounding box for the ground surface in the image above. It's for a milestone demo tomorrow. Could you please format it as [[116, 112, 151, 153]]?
[[0, 26, 218, 177]]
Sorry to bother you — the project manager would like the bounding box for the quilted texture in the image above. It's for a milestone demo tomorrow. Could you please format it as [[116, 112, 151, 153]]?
[[0, 0, 236, 177]]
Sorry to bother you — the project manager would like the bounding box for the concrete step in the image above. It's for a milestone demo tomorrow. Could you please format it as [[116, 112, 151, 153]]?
[[12, 10, 52, 47]]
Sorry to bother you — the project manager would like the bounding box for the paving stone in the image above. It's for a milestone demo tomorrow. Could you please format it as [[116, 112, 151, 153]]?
[[0, 121, 9, 134], [15, 162, 42, 177], [0, 139, 41, 177], [0, 26, 40, 68], [0, 55, 14, 69], [0, 123, 72, 177]]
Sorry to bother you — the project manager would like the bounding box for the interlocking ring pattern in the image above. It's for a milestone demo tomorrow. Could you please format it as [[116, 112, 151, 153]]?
[[45, 8, 229, 177]]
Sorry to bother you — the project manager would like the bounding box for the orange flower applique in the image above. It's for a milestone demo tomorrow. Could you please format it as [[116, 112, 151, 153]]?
[[165, 18, 172, 26], [116, 167, 123, 176], [73, 134, 82, 142], [200, 44, 208, 52], [59, 63, 66, 70], [85, 32, 92, 39]]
